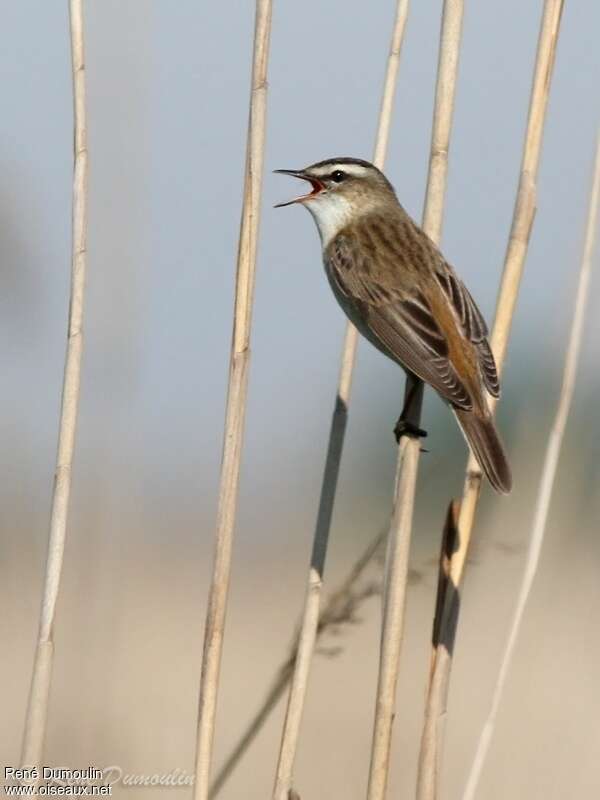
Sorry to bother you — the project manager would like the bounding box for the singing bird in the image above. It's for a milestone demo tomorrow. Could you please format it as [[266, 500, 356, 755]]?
[[275, 157, 511, 494]]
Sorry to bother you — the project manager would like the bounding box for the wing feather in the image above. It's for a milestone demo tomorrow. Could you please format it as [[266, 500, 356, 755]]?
[[477, 338, 500, 398], [328, 235, 473, 410], [436, 267, 500, 397]]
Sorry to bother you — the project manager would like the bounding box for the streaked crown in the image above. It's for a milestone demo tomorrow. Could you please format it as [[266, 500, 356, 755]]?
[[303, 157, 395, 193]]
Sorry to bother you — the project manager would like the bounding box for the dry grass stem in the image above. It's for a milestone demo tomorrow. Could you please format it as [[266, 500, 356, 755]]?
[[417, 3, 564, 797], [271, 4, 409, 798], [368, 436, 420, 800], [20, 0, 88, 769], [367, 3, 464, 800], [462, 130, 600, 800], [450, 0, 563, 582], [193, 2, 273, 798], [271, 324, 358, 800], [209, 528, 386, 799], [416, 502, 461, 800]]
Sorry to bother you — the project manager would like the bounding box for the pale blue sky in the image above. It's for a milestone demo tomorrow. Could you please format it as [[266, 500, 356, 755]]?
[[1, 1, 599, 541]]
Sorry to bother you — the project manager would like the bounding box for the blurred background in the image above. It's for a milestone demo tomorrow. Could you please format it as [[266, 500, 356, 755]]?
[[2, 1, 599, 798]]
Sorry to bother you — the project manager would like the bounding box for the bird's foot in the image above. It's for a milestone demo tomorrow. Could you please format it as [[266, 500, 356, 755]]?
[[393, 418, 428, 444]]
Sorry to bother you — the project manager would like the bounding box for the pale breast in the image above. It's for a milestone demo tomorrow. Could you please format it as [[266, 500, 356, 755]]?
[[323, 252, 404, 366]]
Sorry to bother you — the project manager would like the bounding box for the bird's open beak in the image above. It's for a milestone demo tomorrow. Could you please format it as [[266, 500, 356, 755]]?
[[273, 169, 325, 207]]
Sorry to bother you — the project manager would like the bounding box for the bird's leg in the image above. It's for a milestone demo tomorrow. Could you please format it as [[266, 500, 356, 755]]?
[[394, 373, 428, 443]]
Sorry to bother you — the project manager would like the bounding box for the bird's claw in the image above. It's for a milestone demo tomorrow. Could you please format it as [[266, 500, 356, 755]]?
[[394, 419, 428, 444]]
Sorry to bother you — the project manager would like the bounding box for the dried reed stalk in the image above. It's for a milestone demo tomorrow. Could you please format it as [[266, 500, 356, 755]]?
[[367, 4, 464, 800], [462, 130, 600, 800], [209, 527, 386, 798], [193, 2, 273, 798], [416, 3, 564, 798], [20, 0, 88, 769], [271, 4, 409, 798]]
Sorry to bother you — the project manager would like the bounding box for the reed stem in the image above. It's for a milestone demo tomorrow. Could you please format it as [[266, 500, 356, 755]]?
[[21, 0, 89, 770], [368, 3, 465, 799], [416, 4, 565, 797], [193, 3, 273, 797], [271, 4, 410, 798], [462, 128, 600, 800]]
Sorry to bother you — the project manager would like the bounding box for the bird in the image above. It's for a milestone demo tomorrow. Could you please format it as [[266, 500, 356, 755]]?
[[275, 157, 512, 494]]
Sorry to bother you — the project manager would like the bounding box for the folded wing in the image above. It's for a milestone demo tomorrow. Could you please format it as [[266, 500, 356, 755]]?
[[328, 234, 473, 410], [435, 267, 500, 398]]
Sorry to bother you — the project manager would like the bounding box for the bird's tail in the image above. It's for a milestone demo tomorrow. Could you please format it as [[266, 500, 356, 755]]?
[[454, 408, 512, 494]]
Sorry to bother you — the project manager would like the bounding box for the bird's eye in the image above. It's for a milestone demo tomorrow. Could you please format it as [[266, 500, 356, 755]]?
[[330, 170, 346, 183]]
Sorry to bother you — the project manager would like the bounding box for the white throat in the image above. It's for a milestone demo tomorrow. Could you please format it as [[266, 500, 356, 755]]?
[[304, 193, 354, 248]]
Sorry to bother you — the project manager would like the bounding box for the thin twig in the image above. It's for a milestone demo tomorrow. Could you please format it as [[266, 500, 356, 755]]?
[[367, 4, 464, 800], [21, 0, 88, 770], [209, 528, 386, 799], [417, 3, 565, 798], [462, 129, 600, 800], [193, 3, 273, 798], [271, 4, 410, 798]]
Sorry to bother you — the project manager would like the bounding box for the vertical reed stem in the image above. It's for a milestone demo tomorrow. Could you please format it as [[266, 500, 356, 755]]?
[[193, 3, 273, 798], [462, 129, 600, 800], [417, 3, 564, 798], [21, 0, 88, 770], [367, 3, 465, 800], [271, 5, 410, 799]]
